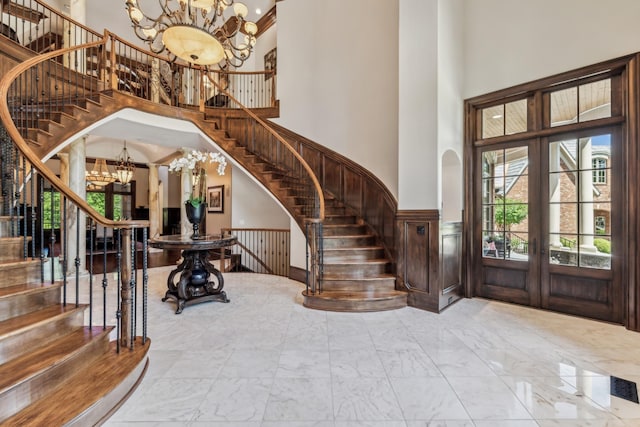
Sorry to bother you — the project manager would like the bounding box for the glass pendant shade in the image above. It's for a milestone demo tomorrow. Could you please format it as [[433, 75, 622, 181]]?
[[86, 158, 117, 186]]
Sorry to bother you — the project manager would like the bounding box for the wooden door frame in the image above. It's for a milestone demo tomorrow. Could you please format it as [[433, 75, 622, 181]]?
[[472, 139, 541, 307], [463, 54, 640, 331]]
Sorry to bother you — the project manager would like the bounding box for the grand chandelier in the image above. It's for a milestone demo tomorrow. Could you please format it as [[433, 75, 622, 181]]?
[[125, 0, 258, 68], [115, 141, 136, 185], [86, 158, 117, 187]]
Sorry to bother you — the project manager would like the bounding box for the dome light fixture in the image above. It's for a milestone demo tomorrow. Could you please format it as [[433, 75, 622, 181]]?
[[125, 0, 258, 69]]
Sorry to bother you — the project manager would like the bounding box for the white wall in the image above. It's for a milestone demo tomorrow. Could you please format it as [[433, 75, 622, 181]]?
[[464, 0, 640, 98], [205, 164, 232, 235], [398, 0, 438, 210], [231, 170, 290, 230], [251, 22, 277, 73], [437, 0, 464, 220], [275, 0, 399, 198]]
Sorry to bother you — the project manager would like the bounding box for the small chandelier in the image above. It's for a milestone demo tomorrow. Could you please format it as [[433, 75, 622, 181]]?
[[86, 158, 117, 187], [115, 141, 136, 185], [125, 0, 258, 68]]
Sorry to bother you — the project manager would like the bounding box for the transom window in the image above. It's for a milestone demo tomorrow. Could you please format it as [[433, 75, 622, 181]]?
[[550, 79, 612, 127], [481, 99, 528, 139]]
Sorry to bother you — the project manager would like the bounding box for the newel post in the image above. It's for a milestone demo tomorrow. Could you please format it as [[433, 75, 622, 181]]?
[[120, 227, 133, 349], [305, 219, 323, 294]]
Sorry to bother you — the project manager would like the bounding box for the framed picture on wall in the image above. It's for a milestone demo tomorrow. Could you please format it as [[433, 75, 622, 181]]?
[[207, 185, 224, 213], [264, 47, 276, 80]]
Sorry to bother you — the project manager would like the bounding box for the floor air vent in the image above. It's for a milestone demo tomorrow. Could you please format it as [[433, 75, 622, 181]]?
[[610, 376, 639, 404]]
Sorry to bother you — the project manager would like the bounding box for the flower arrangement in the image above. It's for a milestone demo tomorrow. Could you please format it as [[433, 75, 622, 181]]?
[[168, 150, 227, 207]]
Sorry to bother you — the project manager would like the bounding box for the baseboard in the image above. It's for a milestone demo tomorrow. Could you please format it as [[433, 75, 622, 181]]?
[[288, 266, 306, 283]]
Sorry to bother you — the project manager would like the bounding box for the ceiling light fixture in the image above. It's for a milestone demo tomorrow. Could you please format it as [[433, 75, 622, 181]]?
[[125, 0, 258, 69], [115, 141, 136, 185], [86, 158, 117, 187]]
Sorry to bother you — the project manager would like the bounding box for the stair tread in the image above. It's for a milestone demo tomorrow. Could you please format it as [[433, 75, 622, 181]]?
[[0, 282, 61, 299], [321, 273, 396, 280], [323, 234, 374, 238], [0, 304, 86, 338], [323, 259, 390, 265], [0, 258, 41, 269], [0, 326, 111, 394], [27, 127, 53, 137], [3, 339, 150, 427], [324, 246, 384, 251], [304, 289, 406, 300]]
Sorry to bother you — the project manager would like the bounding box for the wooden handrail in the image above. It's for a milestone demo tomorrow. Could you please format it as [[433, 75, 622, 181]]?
[[269, 121, 398, 211], [0, 37, 148, 229], [28, 0, 102, 39], [206, 74, 325, 220]]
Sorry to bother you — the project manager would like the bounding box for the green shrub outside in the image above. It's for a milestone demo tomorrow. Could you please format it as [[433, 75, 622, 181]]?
[[593, 238, 611, 254]]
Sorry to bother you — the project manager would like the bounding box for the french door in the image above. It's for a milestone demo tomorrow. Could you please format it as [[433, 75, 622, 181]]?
[[475, 127, 622, 323]]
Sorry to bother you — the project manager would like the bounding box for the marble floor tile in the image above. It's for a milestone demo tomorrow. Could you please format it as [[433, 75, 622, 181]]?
[[561, 374, 640, 419], [447, 376, 533, 420], [263, 378, 334, 421], [87, 270, 640, 426], [330, 349, 387, 378], [276, 349, 331, 378], [500, 375, 614, 420], [377, 348, 442, 378], [218, 348, 281, 378], [390, 377, 469, 420], [332, 377, 404, 421], [193, 378, 272, 422]]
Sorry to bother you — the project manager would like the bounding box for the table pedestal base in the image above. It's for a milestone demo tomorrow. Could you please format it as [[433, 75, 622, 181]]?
[[162, 249, 229, 314]]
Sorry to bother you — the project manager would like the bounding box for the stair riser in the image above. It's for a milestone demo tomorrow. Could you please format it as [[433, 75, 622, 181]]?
[[0, 239, 25, 261], [323, 249, 386, 262], [0, 330, 111, 422], [0, 262, 43, 289], [0, 309, 85, 364], [318, 279, 397, 292], [323, 236, 376, 249], [323, 216, 358, 225], [0, 221, 12, 238], [324, 206, 347, 215], [323, 225, 367, 236], [43, 112, 76, 128], [323, 263, 390, 276], [0, 286, 62, 322], [302, 293, 406, 312]]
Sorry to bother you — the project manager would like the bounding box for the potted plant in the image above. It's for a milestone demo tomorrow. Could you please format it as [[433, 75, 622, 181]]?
[[169, 149, 227, 239]]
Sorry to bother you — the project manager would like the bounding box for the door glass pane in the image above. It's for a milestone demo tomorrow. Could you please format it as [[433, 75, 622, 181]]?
[[548, 134, 611, 270], [579, 79, 611, 122], [482, 147, 529, 261], [482, 105, 505, 139], [550, 79, 611, 127], [551, 87, 578, 127], [505, 99, 527, 135]]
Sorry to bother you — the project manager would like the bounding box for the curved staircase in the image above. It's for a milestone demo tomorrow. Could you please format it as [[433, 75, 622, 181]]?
[[13, 88, 407, 312], [0, 216, 150, 425]]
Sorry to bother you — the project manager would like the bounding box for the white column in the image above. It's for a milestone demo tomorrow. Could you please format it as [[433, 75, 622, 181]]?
[[579, 138, 596, 252], [62, 0, 87, 72], [549, 144, 561, 247], [148, 164, 160, 238], [63, 137, 88, 275]]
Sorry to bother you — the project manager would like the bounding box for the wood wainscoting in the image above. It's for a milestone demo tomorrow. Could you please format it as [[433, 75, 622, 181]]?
[[395, 211, 464, 312]]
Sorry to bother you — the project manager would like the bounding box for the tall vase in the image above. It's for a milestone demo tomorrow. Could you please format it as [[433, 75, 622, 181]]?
[[185, 202, 206, 240]]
